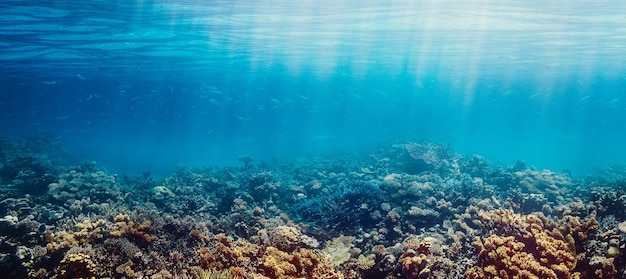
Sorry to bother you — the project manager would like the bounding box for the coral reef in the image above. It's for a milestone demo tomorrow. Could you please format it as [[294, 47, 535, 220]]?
[[1, 137, 626, 278]]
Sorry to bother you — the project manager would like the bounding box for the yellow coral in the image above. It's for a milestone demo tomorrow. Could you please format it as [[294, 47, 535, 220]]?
[[115, 259, 135, 278], [200, 233, 342, 279], [194, 268, 237, 279], [466, 210, 580, 279], [110, 213, 157, 243], [356, 254, 376, 270], [55, 253, 97, 279], [46, 219, 105, 252], [262, 247, 297, 278]]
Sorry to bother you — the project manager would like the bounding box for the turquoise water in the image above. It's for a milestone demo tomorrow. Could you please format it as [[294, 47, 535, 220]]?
[[1, 0, 626, 176]]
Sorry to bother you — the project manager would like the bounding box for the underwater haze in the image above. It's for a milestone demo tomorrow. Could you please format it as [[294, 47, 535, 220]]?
[[2, 0, 626, 176], [4, 1, 626, 279]]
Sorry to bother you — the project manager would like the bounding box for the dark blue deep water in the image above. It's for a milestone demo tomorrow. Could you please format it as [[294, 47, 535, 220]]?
[[2, 0, 626, 177]]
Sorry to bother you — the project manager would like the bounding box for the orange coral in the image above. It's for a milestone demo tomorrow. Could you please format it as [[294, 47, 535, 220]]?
[[262, 247, 297, 277], [263, 247, 341, 279], [199, 233, 342, 279], [110, 213, 157, 244], [197, 247, 223, 270], [399, 237, 433, 279], [465, 209, 580, 279], [216, 233, 261, 264], [400, 252, 429, 279]]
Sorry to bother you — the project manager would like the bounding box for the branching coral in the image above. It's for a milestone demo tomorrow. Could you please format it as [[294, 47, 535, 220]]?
[[465, 209, 580, 279], [567, 216, 619, 279], [110, 213, 157, 244], [194, 268, 237, 279], [6, 137, 626, 279], [400, 252, 429, 279], [262, 246, 298, 277], [557, 214, 599, 253], [55, 252, 97, 279], [46, 219, 106, 253], [356, 254, 376, 270], [269, 225, 301, 252], [290, 180, 383, 236], [115, 259, 135, 278], [398, 237, 433, 279], [198, 233, 342, 279]]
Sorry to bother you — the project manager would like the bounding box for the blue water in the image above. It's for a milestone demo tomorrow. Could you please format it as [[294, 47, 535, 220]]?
[[1, 0, 626, 177]]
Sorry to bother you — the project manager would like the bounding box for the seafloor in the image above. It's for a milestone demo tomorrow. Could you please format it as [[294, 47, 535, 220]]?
[[0, 137, 624, 279]]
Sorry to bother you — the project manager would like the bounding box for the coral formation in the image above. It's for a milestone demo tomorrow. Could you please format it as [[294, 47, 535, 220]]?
[[110, 213, 157, 244], [194, 268, 237, 279], [323, 235, 356, 266], [197, 233, 342, 279], [465, 209, 581, 279], [55, 252, 97, 279], [46, 218, 106, 252], [1, 137, 626, 278], [356, 254, 376, 270]]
